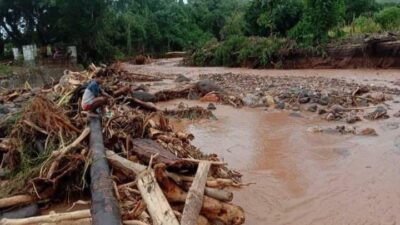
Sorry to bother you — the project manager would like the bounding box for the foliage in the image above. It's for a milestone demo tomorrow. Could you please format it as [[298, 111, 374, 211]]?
[[189, 36, 292, 68], [220, 13, 246, 40], [375, 6, 400, 30], [0, 64, 12, 78], [289, 0, 345, 44], [354, 16, 382, 33], [344, 0, 379, 23], [245, 0, 304, 36]]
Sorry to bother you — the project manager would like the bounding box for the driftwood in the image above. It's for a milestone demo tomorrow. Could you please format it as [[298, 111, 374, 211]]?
[[181, 161, 211, 225], [154, 85, 194, 102], [89, 118, 122, 225], [0, 209, 91, 225], [137, 170, 180, 225], [126, 97, 159, 112], [0, 195, 34, 209], [46, 127, 90, 178], [155, 164, 245, 225]]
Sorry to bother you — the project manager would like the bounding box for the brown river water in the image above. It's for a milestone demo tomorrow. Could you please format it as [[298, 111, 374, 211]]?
[[158, 100, 400, 225], [145, 60, 400, 225]]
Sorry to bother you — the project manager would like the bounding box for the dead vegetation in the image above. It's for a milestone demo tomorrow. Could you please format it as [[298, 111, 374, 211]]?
[[0, 63, 245, 225]]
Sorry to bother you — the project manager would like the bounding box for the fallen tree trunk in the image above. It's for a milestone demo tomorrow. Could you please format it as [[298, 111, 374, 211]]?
[[137, 170, 180, 225], [126, 97, 159, 112], [89, 118, 122, 225], [0, 195, 34, 209], [181, 161, 211, 225], [0, 209, 91, 225], [155, 164, 245, 225]]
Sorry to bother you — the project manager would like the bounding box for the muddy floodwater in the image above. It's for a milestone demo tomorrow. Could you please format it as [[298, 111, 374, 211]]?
[[146, 60, 400, 225], [158, 100, 400, 225]]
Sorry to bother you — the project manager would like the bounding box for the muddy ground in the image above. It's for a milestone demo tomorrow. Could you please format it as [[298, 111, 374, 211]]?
[[124, 58, 400, 225]]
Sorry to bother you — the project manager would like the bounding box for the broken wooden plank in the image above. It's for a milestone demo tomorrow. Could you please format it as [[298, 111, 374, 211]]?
[[137, 170, 180, 225], [181, 161, 211, 225], [0, 209, 91, 225], [0, 195, 34, 209]]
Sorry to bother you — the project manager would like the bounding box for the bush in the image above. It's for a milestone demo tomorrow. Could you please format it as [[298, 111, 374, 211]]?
[[375, 6, 400, 30], [188, 36, 293, 68], [354, 16, 382, 33]]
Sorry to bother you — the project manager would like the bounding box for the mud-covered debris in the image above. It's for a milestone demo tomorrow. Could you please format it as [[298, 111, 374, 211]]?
[[275, 101, 285, 109], [336, 125, 356, 134], [318, 108, 327, 115], [307, 104, 318, 112], [242, 94, 262, 107], [393, 111, 400, 118], [175, 74, 191, 83], [359, 128, 378, 136], [346, 113, 361, 124], [207, 103, 217, 110], [364, 106, 389, 120], [195, 80, 222, 95], [132, 91, 156, 102], [200, 93, 220, 102]]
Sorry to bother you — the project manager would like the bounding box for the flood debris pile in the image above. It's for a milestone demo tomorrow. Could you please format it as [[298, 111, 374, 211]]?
[[200, 73, 400, 123], [0, 64, 245, 225]]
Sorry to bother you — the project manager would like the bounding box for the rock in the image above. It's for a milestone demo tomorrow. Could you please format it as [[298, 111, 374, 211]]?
[[299, 97, 310, 104], [364, 106, 389, 120], [242, 94, 260, 107], [326, 113, 336, 121], [195, 80, 222, 95], [329, 105, 345, 114], [175, 74, 191, 83], [318, 108, 327, 115], [133, 84, 150, 92], [291, 105, 300, 111], [131, 91, 156, 102], [370, 92, 386, 102], [307, 126, 323, 133], [200, 93, 220, 102], [275, 101, 285, 110], [318, 96, 329, 106], [307, 104, 318, 112], [263, 95, 275, 107], [359, 128, 378, 136], [289, 112, 303, 118], [393, 100, 400, 104], [0, 104, 10, 114], [381, 122, 399, 131], [336, 125, 356, 134], [394, 112, 400, 118], [346, 114, 361, 124], [353, 85, 370, 95], [207, 103, 217, 110]]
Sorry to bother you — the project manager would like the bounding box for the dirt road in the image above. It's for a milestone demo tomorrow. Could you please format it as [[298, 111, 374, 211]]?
[[128, 59, 400, 225]]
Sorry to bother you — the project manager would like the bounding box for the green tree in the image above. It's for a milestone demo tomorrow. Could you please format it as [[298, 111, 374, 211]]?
[[245, 0, 304, 36], [290, 0, 345, 44], [344, 0, 379, 23], [375, 6, 400, 30]]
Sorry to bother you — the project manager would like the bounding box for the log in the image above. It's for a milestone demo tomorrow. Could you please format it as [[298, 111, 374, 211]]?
[[0, 209, 91, 225], [106, 151, 232, 202], [0, 195, 33, 209], [89, 118, 122, 225], [0, 203, 39, 219], [137, 170, 180, 225], [181, 161, 211, 225], [126, 97, 159, 112], [155, 164, 245, 225]]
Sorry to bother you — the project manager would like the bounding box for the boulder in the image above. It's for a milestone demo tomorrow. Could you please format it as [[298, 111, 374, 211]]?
[[307, 104, 318, 113], [175, 74, 191, 83], [195, 80, 222, 95], [207, 103, 217, 110]]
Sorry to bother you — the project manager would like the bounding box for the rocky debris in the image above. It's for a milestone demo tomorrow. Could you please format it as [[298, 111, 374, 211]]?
[[307, 125, 356, 135], [242, 94, 262, 107], [359, 128, 378, 136], [132, 91, 156, 102], [318, 108, 327, 115], [175, 74, 191, 83], [364, 106, 389, 120], [207, 103, 217, 110], [394, 111, 400, 118], [346, 113, 361, 124], [275, 101, 285, 110], [195, 80, 222, 95], [336, 125, 356, 135], [0, 104, 10, 114], [307, 104, 318, 112]]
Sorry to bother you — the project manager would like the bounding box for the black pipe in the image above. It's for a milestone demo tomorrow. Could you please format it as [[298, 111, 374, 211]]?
[[89, 117, 122, 225]]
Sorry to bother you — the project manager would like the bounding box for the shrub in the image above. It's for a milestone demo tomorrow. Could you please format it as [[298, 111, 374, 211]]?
[[375, 6, 400, 30], [354, 16, 382, 33]]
